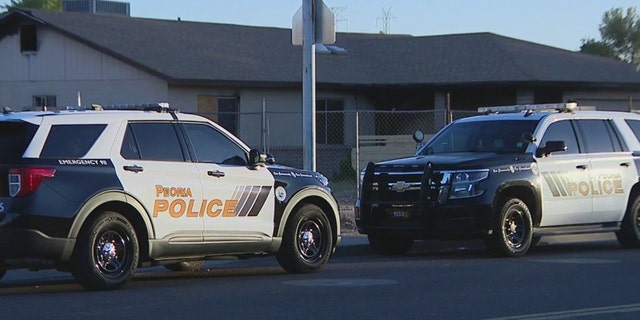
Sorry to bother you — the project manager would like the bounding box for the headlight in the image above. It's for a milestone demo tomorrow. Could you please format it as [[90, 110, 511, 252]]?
[[447, 169, 489, 200]]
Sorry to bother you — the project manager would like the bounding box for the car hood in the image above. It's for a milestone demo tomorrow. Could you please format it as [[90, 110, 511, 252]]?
[[375, 152, 533, 170]]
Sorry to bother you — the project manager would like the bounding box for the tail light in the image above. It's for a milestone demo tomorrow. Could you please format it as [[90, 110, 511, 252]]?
[[8, 167, 56, 198]]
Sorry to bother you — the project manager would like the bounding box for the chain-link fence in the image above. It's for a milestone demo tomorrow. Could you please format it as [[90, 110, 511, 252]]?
[[203, 109, 481, 227]]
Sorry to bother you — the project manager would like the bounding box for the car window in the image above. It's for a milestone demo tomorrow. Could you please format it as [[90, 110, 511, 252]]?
[[182, 123, 247, 165], [0, 121, 38, 163], [625, 119, 640, 144], [575, 120, 618, 153], [539, 120, 579, 154], [124, 122, 185, 161], [40, 124, 106, 158]]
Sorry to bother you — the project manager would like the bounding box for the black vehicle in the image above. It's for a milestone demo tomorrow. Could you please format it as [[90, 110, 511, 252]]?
[[356, 103, 640, 256]]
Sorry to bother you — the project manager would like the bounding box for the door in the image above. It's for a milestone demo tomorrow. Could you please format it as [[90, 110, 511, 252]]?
[[536, 120, 593, 226], [575, 120, 635, 223], [114, 122, 204, 246], [180, 122, 275, 248]]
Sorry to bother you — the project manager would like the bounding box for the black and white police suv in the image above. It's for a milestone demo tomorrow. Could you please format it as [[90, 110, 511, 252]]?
[[356, 102, 640, 257], [0, 104, 340, 290]]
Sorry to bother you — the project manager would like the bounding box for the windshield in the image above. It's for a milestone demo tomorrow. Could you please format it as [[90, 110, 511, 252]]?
[[417, 119, 539, 155]]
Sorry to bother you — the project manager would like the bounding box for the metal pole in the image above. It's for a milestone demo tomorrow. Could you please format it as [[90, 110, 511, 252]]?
[[302, 0, 317, 171], [262, 98, 267, 153], [355, 110, 360, 197]]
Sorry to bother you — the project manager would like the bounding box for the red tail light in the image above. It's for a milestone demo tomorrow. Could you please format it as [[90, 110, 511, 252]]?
[[8, 167, 56, 198]]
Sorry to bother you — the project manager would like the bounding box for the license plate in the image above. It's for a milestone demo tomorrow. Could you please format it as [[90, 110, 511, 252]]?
[[387, 208, 411, 220]]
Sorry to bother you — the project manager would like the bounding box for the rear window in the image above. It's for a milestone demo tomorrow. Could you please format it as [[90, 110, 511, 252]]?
[[0, 121, 38, 163], [40, 124, 106, 158]]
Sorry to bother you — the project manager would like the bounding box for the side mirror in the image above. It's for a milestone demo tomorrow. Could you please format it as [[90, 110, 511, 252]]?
[[248, 149, 262, 166], [412, 130, 425, 143], [536, 140, 567, 157]]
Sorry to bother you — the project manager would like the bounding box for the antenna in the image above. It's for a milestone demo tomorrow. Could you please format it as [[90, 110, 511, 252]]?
[[331, 6, 348, 31], [376, 6, 396, 34]]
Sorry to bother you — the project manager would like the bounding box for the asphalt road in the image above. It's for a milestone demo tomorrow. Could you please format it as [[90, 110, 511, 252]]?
[[1, 233, 639, 320]]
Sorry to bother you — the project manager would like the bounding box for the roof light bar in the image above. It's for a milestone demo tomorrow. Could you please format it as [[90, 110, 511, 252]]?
[[477, 102, 583, 113]]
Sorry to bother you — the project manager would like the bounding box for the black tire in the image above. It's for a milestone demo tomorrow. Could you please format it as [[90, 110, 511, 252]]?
[[277, 204, 333, 273], [164, 260, 205, 272], [484, 198, 533, 257], [71, 211, 139, 290], [367, 234, 414, 255], [616, 195, 640, 248], [530, 235, 542, 248]]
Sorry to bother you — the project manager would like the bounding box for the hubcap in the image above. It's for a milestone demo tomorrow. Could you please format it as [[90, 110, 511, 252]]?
[[504, 209, 525, 248], [297, 220, 323, 262], [95, 230, 127, 276]]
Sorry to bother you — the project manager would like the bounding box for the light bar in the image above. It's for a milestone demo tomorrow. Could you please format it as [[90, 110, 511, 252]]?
[[478, 102, 580, 113]]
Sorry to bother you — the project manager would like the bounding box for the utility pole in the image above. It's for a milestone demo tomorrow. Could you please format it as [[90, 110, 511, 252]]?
[[302, 0, 317, 171]]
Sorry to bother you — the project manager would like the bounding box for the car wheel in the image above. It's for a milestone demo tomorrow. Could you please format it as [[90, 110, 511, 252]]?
[[367, 234, 413, 255], [485, 198, 532, 257], [616, 194, 640, 248], [277, 204, 333, 273], [164, 260, 205, 272], [71, 211, 139, 290]]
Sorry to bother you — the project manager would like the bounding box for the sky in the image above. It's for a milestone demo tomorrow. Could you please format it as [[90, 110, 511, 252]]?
[[1, 0, 638, 51]]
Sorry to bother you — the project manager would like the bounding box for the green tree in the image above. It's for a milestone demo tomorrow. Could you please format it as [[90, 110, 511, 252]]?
[[580, 7, 640, 66], [1, 0, 62, 11]]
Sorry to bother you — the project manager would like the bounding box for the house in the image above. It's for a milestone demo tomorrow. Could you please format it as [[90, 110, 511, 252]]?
[[1, 8, 640, 175]]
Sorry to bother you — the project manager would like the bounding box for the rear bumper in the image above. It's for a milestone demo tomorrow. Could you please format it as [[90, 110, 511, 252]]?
[[0, 228, 75, 268]]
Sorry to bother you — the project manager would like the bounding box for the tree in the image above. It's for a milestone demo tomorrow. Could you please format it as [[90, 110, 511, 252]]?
[[1, 0, 62, 11], [580, 7, 640, 67]]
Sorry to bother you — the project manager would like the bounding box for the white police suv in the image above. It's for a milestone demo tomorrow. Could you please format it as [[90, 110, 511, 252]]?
[[0, 104, 340, 290], [356, 103, 640, 257]]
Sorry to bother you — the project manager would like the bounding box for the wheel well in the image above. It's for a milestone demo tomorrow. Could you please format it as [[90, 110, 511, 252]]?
[[77, 201, 150, 263], [497, 186, 538, 225], [289, 196, 339, 246], [627, 183, 640, 213]]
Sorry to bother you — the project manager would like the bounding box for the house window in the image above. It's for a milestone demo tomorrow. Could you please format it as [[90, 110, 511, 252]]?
[[316, 98, 344, 145], [218, 97, 239, 135], [20, 25, 37, 53], [33, 95, 57, 109], [196, 95, 239, 135]]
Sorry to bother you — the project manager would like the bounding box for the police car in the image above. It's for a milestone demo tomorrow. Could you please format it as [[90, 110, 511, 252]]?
[[0, 104, 340, 290], [356, 102, 640, 257]]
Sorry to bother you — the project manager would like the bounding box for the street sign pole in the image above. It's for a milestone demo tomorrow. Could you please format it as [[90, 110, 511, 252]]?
[[302, 0, 316, 171]]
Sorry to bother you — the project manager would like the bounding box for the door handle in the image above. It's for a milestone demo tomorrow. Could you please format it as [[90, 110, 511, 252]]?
[[123, 165, 143, 173], [620, 162, 631, 168], [575, 164, 588, 170], [207, 170, 225, 178]]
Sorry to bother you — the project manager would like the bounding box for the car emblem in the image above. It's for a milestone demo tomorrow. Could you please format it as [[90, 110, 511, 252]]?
[[390, 181, 411, 192]]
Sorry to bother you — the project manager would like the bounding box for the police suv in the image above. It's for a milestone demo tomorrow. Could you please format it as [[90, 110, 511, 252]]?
[[0, 104, 340, 290], [356, 103, 640, 257]]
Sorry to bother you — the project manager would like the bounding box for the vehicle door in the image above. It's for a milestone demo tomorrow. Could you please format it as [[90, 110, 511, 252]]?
[[536, 119, 593, 226], [113, 121, 204, 249], [179, 122, 275, 248], [574, 119, 634, 223]]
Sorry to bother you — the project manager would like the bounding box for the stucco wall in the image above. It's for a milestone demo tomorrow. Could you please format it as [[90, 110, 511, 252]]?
[[0, 27, 167, 108]]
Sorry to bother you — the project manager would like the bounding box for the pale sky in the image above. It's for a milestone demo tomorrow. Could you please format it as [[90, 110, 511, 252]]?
[[2, 0, 639, 51]]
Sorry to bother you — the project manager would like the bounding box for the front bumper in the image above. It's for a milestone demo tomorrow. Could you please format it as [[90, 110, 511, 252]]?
[[355, 198, 493, 239]]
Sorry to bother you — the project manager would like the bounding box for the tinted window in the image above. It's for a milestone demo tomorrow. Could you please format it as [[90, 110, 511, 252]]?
[[540, 120, 579, 154], [40, 124, 106, 158], [576, 120, 617, 153], [419, 120, 538, 154], [625, 120, 640, 143], [0, 121, 38, 163], [182, 123, 247, 165], [126, 123, 185, 161]]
